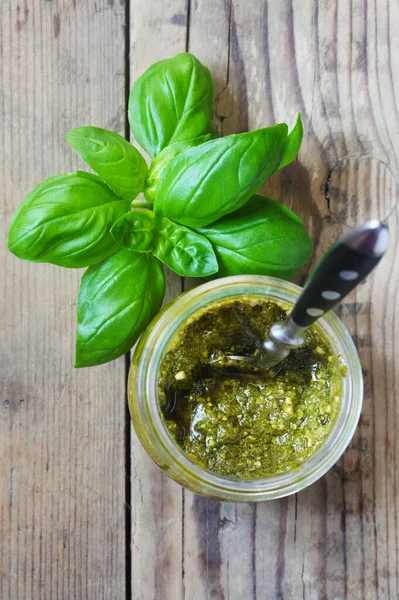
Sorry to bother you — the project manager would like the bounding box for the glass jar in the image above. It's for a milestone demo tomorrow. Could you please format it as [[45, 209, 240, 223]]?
[[128, 275, 363, 502]]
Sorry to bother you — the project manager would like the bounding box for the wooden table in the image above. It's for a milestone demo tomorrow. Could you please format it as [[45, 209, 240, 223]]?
[[1, 1, 398, 598]]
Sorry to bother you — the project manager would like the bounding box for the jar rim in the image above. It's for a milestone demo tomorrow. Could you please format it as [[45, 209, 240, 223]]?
[[132, 275, 363, 501]]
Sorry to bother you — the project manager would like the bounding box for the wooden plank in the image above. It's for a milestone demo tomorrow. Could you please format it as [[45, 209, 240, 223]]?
[[128, 2, 187, 599], [0, 2, 127, 598], [181, 4, 258, 599]]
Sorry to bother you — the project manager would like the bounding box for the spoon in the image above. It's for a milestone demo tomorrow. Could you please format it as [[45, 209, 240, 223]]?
[[211, 220, 390, 371]]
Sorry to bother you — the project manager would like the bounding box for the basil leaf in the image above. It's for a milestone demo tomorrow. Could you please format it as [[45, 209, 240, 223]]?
[[279, 113, 303, 169], [144, 134, 211, 202], [152, 216, 218, 277], [75, 250, 165, 367], [128, 53, 213, 158], [75, 170, 102, 182], [65, 126, 148, 200], [111, 210, 218, 278], [8, 173, 130, 268], [154, 125, 288, 228], [197, 195, 313, 279], [111, 209, 155, 253]]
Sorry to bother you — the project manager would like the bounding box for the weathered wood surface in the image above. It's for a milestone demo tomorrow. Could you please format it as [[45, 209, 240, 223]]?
[[1, 1, 398, 599], [0, 1, 127, 599], [129, 4, 185, 599]]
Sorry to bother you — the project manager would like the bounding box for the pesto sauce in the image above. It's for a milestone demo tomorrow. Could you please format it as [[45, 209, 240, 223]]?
[[158, 298, 341, 479]]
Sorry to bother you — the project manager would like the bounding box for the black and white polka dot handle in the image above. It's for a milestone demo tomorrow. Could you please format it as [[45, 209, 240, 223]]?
[[290, 221, 390, 328]]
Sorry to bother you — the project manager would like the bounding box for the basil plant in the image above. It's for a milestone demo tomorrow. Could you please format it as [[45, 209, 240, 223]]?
[[8, 53, 312, 367]]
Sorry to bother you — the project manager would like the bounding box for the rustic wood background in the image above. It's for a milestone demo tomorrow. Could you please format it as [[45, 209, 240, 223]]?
[[1, 1, 398, 598]]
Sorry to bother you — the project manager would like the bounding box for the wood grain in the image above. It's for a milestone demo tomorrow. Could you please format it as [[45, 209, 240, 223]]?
[[1, 0, 398, 599], [128, 3, 187, 599], [181, 4, 258, 600], [0, 2, 127, 598]]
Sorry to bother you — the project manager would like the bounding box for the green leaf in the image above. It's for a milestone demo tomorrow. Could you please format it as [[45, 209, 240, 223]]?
[[75, 170, 102, 182], [75, 250, 165, 367], [152, 216, 218, 277], [65, 126, 148, 200], [128, 53, 214, 158], [144, 134, 211, 202], [111, 209, 155, 253], [196, 195, 313, 279], [154, 125, 288, 228], [111, 210, 219, 278], [8, 173, 130, 268], [279, 113, 303, 169]]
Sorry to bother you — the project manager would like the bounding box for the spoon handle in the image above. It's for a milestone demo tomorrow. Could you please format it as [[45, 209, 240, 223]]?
[[290, 221, 389, 328]]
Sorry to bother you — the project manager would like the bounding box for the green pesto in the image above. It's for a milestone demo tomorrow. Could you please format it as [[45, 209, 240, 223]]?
[[158, 298, 341, 479]]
